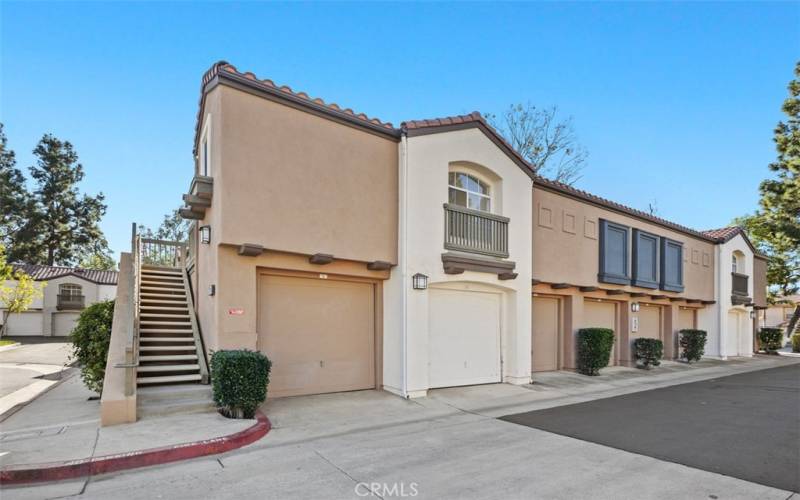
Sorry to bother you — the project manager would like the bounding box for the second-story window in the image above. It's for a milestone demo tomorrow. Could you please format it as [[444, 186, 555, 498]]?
[[59, 283, 82, 298], [448, 172, 490, 212], [201, 137, 210, 176], [731, 254, 738, 274]]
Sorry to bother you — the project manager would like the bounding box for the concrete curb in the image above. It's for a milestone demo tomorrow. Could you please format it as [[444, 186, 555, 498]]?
[[0, 411, 271, 486], [0, 342, 21, 353]]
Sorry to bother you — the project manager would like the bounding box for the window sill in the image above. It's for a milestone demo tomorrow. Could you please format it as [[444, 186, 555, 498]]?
[[598, 273, 630, 286]]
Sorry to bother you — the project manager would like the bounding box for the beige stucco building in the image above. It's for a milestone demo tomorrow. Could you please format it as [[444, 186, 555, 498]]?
[[177, 61, 768, 400]]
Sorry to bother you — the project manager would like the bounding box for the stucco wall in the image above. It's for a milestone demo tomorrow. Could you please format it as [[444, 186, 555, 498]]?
[[532, 186, 716, 300], [214, 85, 398, 264], [384, 127, 534, 396]]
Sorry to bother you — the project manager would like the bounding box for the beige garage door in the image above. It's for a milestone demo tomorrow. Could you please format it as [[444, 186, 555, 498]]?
[[583, 300, 616, 365], [678, 308, 696, 331], [532, 296, 560, 372], [53, 312, 80, 337], [637, 305, 662, 340], [258, 273, 375, 398], [5, 312, 42, 336]]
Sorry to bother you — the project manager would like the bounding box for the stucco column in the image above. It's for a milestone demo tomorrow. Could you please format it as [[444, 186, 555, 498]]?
[[618, 302, 631, 366], [664, 304, 679, 359], [562, 294, 583, 370]]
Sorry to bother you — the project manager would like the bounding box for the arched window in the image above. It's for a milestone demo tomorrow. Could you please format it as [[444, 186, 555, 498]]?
[[448, 172, 491, 212], [59, 283, 82, 298], [731, 251, 746, 274], [731, 254, 738, 273]]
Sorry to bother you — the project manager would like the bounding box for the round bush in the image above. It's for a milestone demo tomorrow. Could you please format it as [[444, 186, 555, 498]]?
[[679, 329, 707, 363], [758, 328, 783, 353], [211, 350, 271, 419], [69, 300, 114, 394], [577, 328, 615, 376], [634, 338, 664, 369]]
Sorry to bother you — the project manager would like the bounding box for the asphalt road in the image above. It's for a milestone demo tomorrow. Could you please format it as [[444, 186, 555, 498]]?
[[501, 364, 800, 493]]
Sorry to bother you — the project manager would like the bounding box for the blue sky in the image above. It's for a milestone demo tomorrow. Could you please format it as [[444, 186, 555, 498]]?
[[2, 2, 798, 262]]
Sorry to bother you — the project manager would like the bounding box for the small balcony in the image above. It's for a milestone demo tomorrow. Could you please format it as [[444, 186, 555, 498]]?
[[443, 203, 509, 259], [57, 294, 85, 310], [731, 272, 751, 305]]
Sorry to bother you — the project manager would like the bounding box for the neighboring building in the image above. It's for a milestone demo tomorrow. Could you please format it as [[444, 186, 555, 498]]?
[[1, 264, 118, 337], [700, 227, 769, 357], [172, 61, 769, 399], [765, 294, 800, 335]]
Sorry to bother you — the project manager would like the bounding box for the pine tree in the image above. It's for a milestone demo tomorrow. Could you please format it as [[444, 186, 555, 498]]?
[[0, 124, 32, 248], [8, 134, 109, 266]]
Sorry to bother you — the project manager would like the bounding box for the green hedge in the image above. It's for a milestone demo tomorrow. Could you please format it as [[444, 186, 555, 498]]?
[[792, 334, 800, 353], [577, 328, 614, 376], [633, 338, 663, 369], [679, 329, 707, 363], [211, 350, 271, 419], [70, 300, 114, 394], [758, 328, 783, 353]]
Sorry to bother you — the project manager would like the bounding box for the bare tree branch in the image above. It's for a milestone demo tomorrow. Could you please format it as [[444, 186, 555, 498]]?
[[486, 103, 588, 186]]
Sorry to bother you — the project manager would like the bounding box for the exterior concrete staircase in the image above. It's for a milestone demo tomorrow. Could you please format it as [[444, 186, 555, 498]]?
[[137, 264, 208, 387]]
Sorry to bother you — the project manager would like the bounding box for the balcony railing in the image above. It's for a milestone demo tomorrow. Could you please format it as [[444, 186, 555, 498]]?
[[732, 272, 749, 297], [443, 203, 509, 258], [57, 294, 85, 310]]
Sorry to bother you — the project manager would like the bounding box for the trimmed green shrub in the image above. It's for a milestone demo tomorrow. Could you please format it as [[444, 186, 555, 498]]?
[[792, 334, 800, 353], [211, 350, 271, 419], [576, 328, 615, 376], [634, 338, 663, 370], [69, 300, 114, 394], [758, 328, 783, 353], [679, 329, 707, 362]]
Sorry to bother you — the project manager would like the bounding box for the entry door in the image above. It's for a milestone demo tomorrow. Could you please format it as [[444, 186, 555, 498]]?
[[532, 296, 559, 372], [428, 288, 501, 388], [258, 273, 375, 398]]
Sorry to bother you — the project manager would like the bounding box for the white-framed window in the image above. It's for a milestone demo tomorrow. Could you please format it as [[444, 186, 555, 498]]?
[[59, 283, 82, 298], [448, 172, 491, 212], [731, 254, 738, 273], [199, 115, 211, 177]]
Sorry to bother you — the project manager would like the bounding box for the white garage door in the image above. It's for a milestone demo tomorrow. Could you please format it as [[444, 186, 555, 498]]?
[[428, 288, 501, 388], [5, 312, 43, 336], [53, 312, 80, 337]]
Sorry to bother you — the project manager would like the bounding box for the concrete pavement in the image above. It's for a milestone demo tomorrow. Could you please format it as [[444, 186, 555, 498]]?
[[3, 355, 797, 499]]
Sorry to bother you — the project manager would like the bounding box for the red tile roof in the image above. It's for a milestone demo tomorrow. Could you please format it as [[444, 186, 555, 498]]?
[[701, 226, 744, 242], [11, 264, 118, 285], [402, 111, 485, 130]]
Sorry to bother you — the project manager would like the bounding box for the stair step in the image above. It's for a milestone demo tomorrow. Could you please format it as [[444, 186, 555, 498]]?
[[137, 374, 202, 385], [138, 364, 200, 372], [140, 305, 189, 311], [137, 398, 215, 418], [141, 265, 181, 272], [140, 320, 191, 325], [142, 268, 182, 276], [139, 329, 193, 334], [141, 279, 184, 286], [140, 354, 198, 362], [140, 337, 196, 343], [140, 345, 196, 351], [140, 293, 186, 299], [140, 312, 190, 318]]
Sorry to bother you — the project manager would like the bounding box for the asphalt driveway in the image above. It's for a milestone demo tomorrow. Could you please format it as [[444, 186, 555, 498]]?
[[501, 364, 800, 492]]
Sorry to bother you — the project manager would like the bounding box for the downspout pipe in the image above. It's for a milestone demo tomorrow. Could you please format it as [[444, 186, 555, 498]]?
[[400, 134, 409, 398]]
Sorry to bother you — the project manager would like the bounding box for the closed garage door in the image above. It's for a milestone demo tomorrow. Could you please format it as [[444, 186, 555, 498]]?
[[5, 312, 42, 336], [583, 300, 616, 365], [429, 288, 501, 388], [53, 312, 80, 336], [258, 273, 375, 398], [637, 305, 662, 340], [532, 296, 559, 372], [678, 308, 696, 331]]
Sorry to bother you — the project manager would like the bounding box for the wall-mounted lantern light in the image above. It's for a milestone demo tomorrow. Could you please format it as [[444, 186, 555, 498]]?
[[208, 284, 215, 296], [631, 302, 640, 313], [412, 273, 428, 290], [200, 225, 211, 244], [749, 310, 756, 320]]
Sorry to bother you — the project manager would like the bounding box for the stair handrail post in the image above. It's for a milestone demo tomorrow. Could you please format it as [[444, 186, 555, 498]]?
[[182, 262, 209, 384], [123, 222, 142, 397]]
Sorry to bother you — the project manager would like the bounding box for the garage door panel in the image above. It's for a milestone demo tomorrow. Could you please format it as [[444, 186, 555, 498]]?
[[678, 309, 695, 331], [429, 289, 501, 388], [532, 297, 559, 372], [258, 274, 375, 398], [583, 300, 616, 365], [637, 306, 661, 340], [6, 312, 42, 336]]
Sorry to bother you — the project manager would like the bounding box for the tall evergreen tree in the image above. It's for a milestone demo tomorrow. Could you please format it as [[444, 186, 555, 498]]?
[[8, 134, 109, 266], [0, 124, 32, 247], [736, 61, 800, 300]]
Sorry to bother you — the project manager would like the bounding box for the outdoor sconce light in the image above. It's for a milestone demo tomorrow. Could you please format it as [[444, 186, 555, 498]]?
[[750, 310, 756, 320], [412, 273, 428, 290], [200, 225, 211, 244], [631, 302, 640, 313]]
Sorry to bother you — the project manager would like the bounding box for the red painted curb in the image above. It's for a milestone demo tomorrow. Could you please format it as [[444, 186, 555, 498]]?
[[0, 411, 271, 486]]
